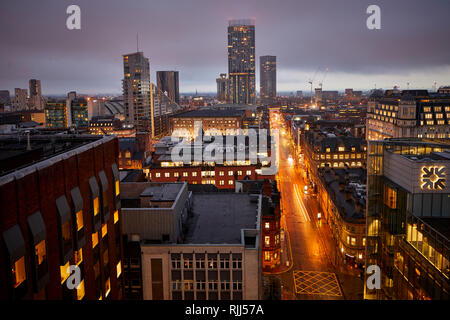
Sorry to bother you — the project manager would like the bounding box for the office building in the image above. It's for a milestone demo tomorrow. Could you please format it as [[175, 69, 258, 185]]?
[[365, 139, 450, 300], [45, 99, 67, 128], [260, 56, 276, 103], [0, 134, 124, 300], [366, 89, 450, 140], [120, 181, 262, 300], [227, 19, 256, 105], [122, 52, 152, 133], [0, 90, 11, 109], [156, 71, 180, 104], [68, 98, 88, 128]]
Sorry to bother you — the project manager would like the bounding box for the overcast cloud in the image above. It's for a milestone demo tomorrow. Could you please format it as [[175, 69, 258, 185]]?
[[1, 0, 449, 94]]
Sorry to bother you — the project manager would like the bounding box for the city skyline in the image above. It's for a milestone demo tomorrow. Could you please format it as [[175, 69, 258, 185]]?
[[1, 0, 450, 95]]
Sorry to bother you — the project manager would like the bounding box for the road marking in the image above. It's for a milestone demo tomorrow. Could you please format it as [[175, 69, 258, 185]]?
[[293, 270, 342, 297]]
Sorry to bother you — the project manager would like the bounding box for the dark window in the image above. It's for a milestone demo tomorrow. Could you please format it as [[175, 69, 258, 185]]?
[[27, 211, 49, 291], [89, 177, 101, 232], [99, 171, 110, 223], [56, 195, 73, 264], [2, 225, 27, 299]]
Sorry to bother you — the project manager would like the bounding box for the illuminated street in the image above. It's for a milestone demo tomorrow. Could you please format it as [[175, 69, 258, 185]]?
[[271, 113, 363, 300]]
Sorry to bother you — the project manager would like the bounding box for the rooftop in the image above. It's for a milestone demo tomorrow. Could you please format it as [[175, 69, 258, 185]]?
[[171, 109, 245, 118], [184, 193, 259, 244], [141, 183, 184, 201], [0, 133, 107, 176]]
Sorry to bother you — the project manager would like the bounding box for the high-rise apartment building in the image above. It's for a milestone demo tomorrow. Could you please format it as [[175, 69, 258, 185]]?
[[216, 73, 230, 102], [28, 79, 45, 110], [156, 71, 180, 104], [122, 52, 152, 133], [365, 138, 450, 300], [11, 88, 28, 111], [260, 56, 276, 103], [227, 19, 255, 105]]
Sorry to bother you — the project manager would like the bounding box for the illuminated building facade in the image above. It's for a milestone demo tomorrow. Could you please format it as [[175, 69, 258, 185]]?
[[89, 115, 136, 137], [228, 19, 255, 105], [146, 135, 274, 190], [303, 129, 367, 191], [0, 134, 124, 300], [170, 109, 245, 138], [365, 139, 450, 300], [317, 167, 366, 267], [367, 90, 450, 141], [45, 99, 67, 128]]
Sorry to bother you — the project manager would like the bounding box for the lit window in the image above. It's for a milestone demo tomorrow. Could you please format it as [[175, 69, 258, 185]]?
[[105, 278, 111, 297], [165, 172, 170, 178], [74, 248, 83, 266], [76, 210, 83, 231], [265, 222, 270, 229], [93, 197, 99, 217], [183, 172, 188, 177], [228, 171, 233, 176], [115, 180, 120, 197], [264, 251, 271, 261], [338, 147, 345, 152], [265, 236, 270, 247], [77, 280, 85, 300], [117, 261, 122, 278], [101, 224, 107, 238], [174, 172, 179, 177], [219, 180, 224, 185], [60, 261, 70, 284], [114, 210, 119, 224], [228, 180, 234, 185], [219, 171, 224, 176], [192, 172, 197, 177], [12, 256, 26, 288], [246, 170, 252, 175], [155, 173, 161, 178], [92, 232, 99, 248]]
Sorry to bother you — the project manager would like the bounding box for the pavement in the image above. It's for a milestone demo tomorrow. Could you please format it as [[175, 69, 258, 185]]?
[[267, 116, 364, 300]]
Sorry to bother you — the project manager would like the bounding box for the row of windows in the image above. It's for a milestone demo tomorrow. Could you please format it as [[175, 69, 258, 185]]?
[[172, 259, 242, 270], [153, 170, 252, 178], [172, 280, 242, 291], [317, 153, 364, 160]]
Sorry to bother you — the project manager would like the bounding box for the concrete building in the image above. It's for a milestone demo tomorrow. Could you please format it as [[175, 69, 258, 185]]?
[[156, 71, 180, 104], [228, 19, 256, 105], [120, 182, 262, 300], [260, 56, 276, 103], [365, 139, 450, 300], [366, 89, 450, 140], [0, 134, 124, 300]]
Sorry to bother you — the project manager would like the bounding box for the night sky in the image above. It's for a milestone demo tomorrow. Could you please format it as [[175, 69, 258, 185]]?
[[1, 0, 449, 95]]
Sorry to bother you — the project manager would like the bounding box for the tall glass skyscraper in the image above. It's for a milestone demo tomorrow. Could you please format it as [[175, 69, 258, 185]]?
[[260, 55, 276, 103], [227, 19, 255, 105]]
